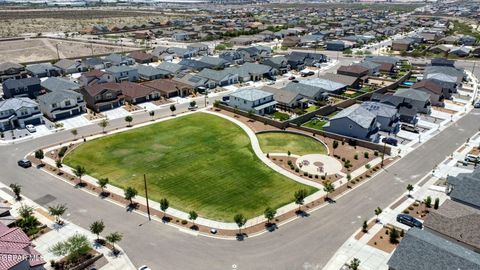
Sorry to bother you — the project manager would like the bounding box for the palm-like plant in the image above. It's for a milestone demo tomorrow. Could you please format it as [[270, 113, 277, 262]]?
[[48, 204, 67, 224], [73, 165, 87, 186], [105, 232, 123, 255], [89, 220, 105, 241], [9, 183, 21, 201]]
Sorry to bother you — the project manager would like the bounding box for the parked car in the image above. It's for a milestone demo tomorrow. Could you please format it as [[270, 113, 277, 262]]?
[[474, 101, 480, 108], [25, 124, 36, 133], [300, 71, 315, 77], [292, 79, 299, 83], [382, 137, 398, 146], [396, 214, 423, 228], [464, 154, 480, 163], [188, 104, 198, 111], [288, 76, 296, 80], [138, 266, 151, 270], [401, 124, 419, 133], [267, 80, 275, 85], [17, 159, 32, 168]]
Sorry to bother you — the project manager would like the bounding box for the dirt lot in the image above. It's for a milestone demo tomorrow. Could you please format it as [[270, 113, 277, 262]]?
[[0, 38, 135, 63]]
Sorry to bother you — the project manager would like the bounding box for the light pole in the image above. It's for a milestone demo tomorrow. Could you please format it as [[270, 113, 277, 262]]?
[[143, 174, 151, 221], [381, 140, 387, 167]]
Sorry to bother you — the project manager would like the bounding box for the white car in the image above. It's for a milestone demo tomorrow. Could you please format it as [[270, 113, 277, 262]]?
[[138, 266, 151, 270], [25, 124, 36, 133]]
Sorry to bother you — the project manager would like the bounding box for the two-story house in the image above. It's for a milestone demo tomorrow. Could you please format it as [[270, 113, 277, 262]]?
[[78, 70, 115, 87], [81, 82, 124, 112], [105, 66, 139, 82], [228, 88, 277, 115], [0, 62, 27, 82], [0, 97, 44, 131], [360, 101, 400, 133], [2, 78, 42, 99], [37, 90, 86, 121]]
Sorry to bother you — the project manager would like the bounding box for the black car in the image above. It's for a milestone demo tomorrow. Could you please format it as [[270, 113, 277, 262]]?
[[292, 80, 299, 83], [396, 214, 422, 228], [382, 137, 398, 146], [17, 159, 32, 168], [301, 71, 315, 77]]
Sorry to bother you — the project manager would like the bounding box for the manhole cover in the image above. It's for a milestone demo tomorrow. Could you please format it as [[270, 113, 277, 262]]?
[[34, 194, 56, 206]]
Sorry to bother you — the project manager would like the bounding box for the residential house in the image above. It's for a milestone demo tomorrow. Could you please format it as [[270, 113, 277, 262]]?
[[137, 65, 171, 81], [424, 200, 480, 253], [2, 78, 42, 99], [105, 66, 139, 82], [449, 46, 471, 57], [26, 63, 61, 78], [168, 47, 197, 59], [172, 31, 189, 41], [186, 43, 209, 55], [360, 101, 400, 133], [472, 47, 480, 57], [458, 35, 477, 46], [81, 82, 125, 112], [326, 40, 351, 51], [261, 86, 307, 111], [391, 38, 414, 51], [143, 79, 193, 98], [0, 62, 27, 82], [299, 78, 347, 95], [219, 51, 244, 65], [337, 65, 369, 79], [0, 222, 46, 269], [282, 36, 301, 47], [0, 97, 44, 131], [84, 57, 111, 70], [196, 68, 239, 87], [104, 53, 135, 66], [447, 171, 480, 210], [319, 73, 362, 89], [323, 104, 380, 142], [225, 62, 277, 82], [429, 45, 451, 55], [357, 61, 380, 76], [173, 73, 211, 89], [53, 59, 87, 75], [228, 88, 277, 115], [262, 56, 290, 74], [412, 79, 447, 106], [41, 77, 81, 93], [118, 81, 161, 104], [198, 56, 230, 70], [78, 70, 115, 87], [387, 228, 480, 270], [237, 46, 272, 62], [128, 51, 158, 64], [37, 89, 86, 120], [373, 88, 431, 114], [283, 82, 328, 101], [156, 62, 186, 75], [178, 59, 214, 72], [431, 58, 455, 67]]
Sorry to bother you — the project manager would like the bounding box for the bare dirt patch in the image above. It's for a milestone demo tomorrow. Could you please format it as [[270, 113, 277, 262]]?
[[367, 224, 405, 253]]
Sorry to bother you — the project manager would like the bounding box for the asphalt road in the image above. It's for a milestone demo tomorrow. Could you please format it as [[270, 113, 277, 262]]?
[[1, 98, 480, 269]]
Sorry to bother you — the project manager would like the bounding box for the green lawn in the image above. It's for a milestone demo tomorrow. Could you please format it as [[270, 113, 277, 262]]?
[[64, 113, 316, 221], [303, 119, 329, 131], [257, 132, 327, 156], [304, 105, 319, 113]]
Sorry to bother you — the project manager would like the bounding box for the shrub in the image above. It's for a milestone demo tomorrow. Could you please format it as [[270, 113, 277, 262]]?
[[364, 152, 369, 158], [321, 175, 326, 180], [347, 174, 351, 181], [181, 220, 188, 225], [365, 164, 371, 169], [434, 198, 440, 209], [341, 157, 346, 162], [287, 160, 293, 166], [374, 151, 379, 156], [403, 210, 409, 214], [424, 196, 432, 208], [408, 206, 414, 210], [295, 168, 300, 173], [390, 228, 400, 244], [354, 154, 358, 160], [58, 146, 68, 158], [303, 172, 308, 176], [386, 230, 389, 235], [400, 229, 405, 237], [315, 175, 318, 179], [413, 202, 419, 207]]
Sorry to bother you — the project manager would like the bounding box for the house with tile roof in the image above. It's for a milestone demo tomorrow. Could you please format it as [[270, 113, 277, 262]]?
[[412, 79, 447, 106], [447, 172, 480, 210], [261, 86, 307, 111], [0, 62, 27, 82], [2, 78, 42, 99], [53, 59, 87, 75], [143, 79, 193, 98], [299, 78, 347, 95], [360, 101, 399, 133], [41, 77, 80, 93], [80, 82, 125, 112], [105, 65, 139, 82], [0, 97, 43, 131], [137, 65, 171, 81], [78, 70, 115, 87], [228, 88, 277, 115], [38, 89, 86, 121]]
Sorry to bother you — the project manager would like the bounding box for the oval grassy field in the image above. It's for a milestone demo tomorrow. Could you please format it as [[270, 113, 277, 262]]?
[[64, 113, 317, 221], [257, 132, 328, 156]]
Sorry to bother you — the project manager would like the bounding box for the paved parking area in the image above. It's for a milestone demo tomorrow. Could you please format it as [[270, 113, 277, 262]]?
[[102, 107, 132, 120], [59, 114, 92, 130]]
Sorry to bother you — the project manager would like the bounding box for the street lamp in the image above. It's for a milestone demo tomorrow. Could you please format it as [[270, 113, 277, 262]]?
[[144, 174, 151, 221]]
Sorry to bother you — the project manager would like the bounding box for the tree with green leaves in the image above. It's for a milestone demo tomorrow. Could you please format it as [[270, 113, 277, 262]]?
[[97, 178, 109, 195], [190, 100, 196, 108], [264, 207, 276, 225], [294, 189, 308, 212], [424, 196, 432, 208], [332, 140, 338, 155], [434, 197, 440, 209], [188, 211, 198, 227], [170, 104, 176, 115], [160, 198, 169, 217], [35, 149, 44, 165], [323, 181, 335, 199], [89, 220, 105, 241], [374, 207, 382, 222], [17, 205, 40, 236], [362, 220, 368, 233], [71, 129, 78, 140], [56, 159, 62, 169], [149, 110, 155, 121], [49, 234, 91, 264], [124, 115, 133, 127], [124, 187, 138, 206], [98, 118, 109, 133], [233, 213, 247, 235], [349, 258, 361, 270], [9, 183, 21, 201], [406, 184, 414, 196], [48, 204, 67, 224], [105, 232, 122, 254], [389, 227, 400, 244], [73, 165, 87, 186]]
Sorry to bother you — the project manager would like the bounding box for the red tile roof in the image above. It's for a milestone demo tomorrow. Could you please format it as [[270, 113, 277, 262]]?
[[0, 223, 45, 269]]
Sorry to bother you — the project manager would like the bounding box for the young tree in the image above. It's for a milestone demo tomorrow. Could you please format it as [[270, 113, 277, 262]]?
[[9, 183, 21, 201], [124, 187, 138, 206], [71, 129, 78, 140], [323, 181, 335, 199], [35, 149, 44, 165], [98, 118, 109, 133], [434, 197, 440, 209], [73, 165, 87, 186], [233, 213, 247, 235], [389, 227, 400, 244], [406, 184, 414, 197], [362, 220, 368, 233], [349, 258, 361, 270], [424, 196, 432, 208], [294, 189, 308, 212], [48, 204, 67, 224], [188, 210, 198, 227], [149, 110, 155, 121], [160, 198, 169, 217], [105, 232, 123, 255], [374, 207, 383, 222], [89, 220, 105, 241], [124, 115, 133, 127], [49, 234, 91, 264], [264, 207, 276, 225], [56, 159, 63, 169], [332, 140, 339, 155], [97, 178, 109, 195], [170, 104, 176, 115]]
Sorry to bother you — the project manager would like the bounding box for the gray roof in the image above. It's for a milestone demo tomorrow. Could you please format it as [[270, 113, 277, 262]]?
[[360, 101, 398, 118], [394, 88, 431, 102], [365, 55, 400, 65], [196, 68, 235, 82], [105, 65, 137, 74], [330, 104, 376, 129], [262, 86, 302, 104], [300, 78, 346, 92], [425, 66, 464, 83], [54, 59, 79, 70], [2, 77, 40, 89], [358, 60, 381, 70], [226, 62, 273, 77], [283, 82, 323, 98], [0, 97, 38, 111], [447, 173, 480, 208], [0, 62, 23, 72], [230, 88, 272, 102], [38, 89, 82, 105], [319, 73, 358, 86], [41, 77, 80, 92], [26, 63, 60, 74], [424, 200, 480, 250], [137, 65, 170, 77], [387, 228, 480, 270], [198, 56, 228, 67], [157, 62, 183, 74]]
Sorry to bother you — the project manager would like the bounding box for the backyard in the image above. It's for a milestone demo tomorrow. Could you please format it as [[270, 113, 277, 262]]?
[[63, 113, 317, 221], [257, 131, 328, 156]]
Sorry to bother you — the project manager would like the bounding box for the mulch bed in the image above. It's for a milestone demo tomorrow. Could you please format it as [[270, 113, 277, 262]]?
[[271, 156, 341, 183], [366, 224, 405, 253], [402, 201, 431, 220]]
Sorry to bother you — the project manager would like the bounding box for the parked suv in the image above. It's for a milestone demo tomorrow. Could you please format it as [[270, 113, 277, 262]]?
[[401, 124, 419, 133], [17, 159, 32, 168], [396, 214, 422, 228], [382, 137, 398, 146]]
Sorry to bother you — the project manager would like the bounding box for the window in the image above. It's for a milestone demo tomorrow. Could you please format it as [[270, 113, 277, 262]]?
[[52, 103, 57, 108], [65, 100, 71, 106], [349, 125, 352, 129]]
